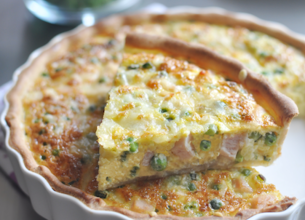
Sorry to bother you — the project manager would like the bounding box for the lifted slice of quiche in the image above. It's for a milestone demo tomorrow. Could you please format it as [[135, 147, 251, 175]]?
[[100, 168, 295, 218], [96, 34, 298, 190]]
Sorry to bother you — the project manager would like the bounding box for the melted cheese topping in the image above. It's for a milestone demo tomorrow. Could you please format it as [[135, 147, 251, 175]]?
[[128, 21, 305, 116], [96, 52, 282, 190], [102, 168, 282, 217], [23, 38, 120, 190]]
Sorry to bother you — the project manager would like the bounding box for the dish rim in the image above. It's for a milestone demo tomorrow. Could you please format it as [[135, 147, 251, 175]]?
[[2, 6, 305, 220]]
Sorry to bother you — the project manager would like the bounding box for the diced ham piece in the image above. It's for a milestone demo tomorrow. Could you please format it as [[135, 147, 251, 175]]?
[[131, 199, 155, 213], [251, 194, 277, 209], [171, 134, 195, 160], [141, 150, 154, 166], [220, 133, 247, 160], [232, 177, 253, 193]]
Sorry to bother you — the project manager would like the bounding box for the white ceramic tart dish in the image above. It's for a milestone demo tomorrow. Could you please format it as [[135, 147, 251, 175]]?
[[2, 6, 305, 220]]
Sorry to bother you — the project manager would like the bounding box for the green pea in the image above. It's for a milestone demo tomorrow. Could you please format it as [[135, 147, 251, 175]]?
[[161, 194, 167, 200], [120, 151, 129, 162], [200, 140, 211, 151], [150, 154, 167, 171], [126, 137, 139, 153], [190, 172, 198, 181], [184, 111, 191, 116], [166, 115, 175, 121], [235, 151, 243, 163], [130, 166, 140, 177], [265, 132, 277, 146], [263, 156, 271, 162], [52, 149, 60, 157], [41, 72, 49, 77], [160, 108, 168, 113], [187, 182, 197, 192], [39, 129, 45, 135], [94, 190, 108, 199], [205, 124, 218, 136], [98, 77, 106, 83], [158, 71, 168, 77], [142, 62, 154, 69], [126, 137, 134, 142], [55, 67, 63, 72], [212, 184, 220, 190], [274, 68, 284, 74], [209, 199, 223, 210], [249, 131, 262, 142], [127, 64, 139, 70], [41, 155, 46, 160], [241, 169, 251, 177], [184, 201, 198, 210], [129, 142, 139, 153]]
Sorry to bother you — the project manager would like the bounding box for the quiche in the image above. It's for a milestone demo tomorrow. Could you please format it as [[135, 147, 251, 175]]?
[[96, 33, 298, 190], [5, 10, 302, 220]]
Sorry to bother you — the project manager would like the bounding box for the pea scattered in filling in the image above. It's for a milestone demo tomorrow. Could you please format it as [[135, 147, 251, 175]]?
[[249, 131, 262, 142], [130, 166, 140, 177], [210, 199, 223, 210], [241, 169, 251, 177], [127, 137, 139, 153], [205, 124, 218, 136], [150, 154, 168, 171], [142, 62, 154, 69], [265, 132, 277, 146], [200, 140, 211, 151]]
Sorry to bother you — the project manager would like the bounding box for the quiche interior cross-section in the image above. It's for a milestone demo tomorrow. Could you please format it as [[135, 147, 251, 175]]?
[[96, 33, 298, 190]]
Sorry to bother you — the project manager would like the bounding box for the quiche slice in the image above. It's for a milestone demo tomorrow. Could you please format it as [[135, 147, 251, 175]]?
[[100, 168, 295, 219], [96, 34, 298, 190]]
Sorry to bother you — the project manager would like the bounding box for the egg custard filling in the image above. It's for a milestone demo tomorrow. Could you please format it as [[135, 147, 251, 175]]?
[[99, 168, 286, 217], [96, 35, 296, 190]]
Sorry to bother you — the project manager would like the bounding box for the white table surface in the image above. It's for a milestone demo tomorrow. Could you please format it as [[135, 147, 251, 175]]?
[[1, 0, 305, 219]]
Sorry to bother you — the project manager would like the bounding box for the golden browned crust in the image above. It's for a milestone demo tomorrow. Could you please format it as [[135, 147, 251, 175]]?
[[125, 33, 298, 126], [4, 8, 302, 219], [107, 197, 296, 220]]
